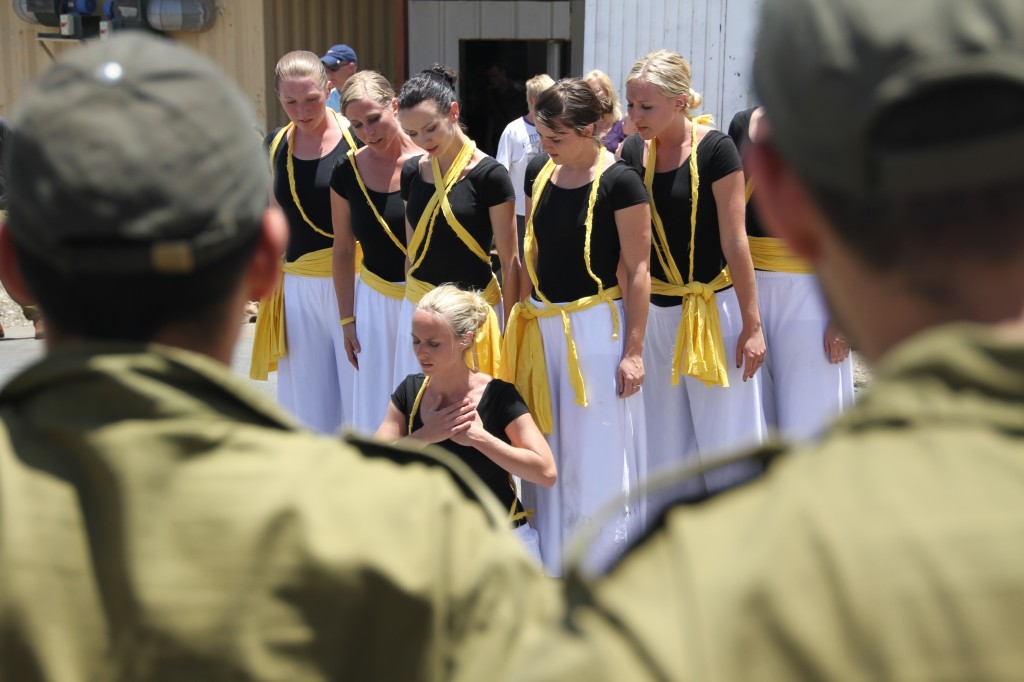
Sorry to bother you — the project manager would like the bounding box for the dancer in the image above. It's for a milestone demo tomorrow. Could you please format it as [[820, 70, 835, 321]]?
[[331, 71, 421, 433], [378, 285, 555, 563], [395, 65, 521, 383], [729, 105, 855, 440], [250, 50, 360, 433], [622, 49, 767, 499], [501, 78, 651, 575]]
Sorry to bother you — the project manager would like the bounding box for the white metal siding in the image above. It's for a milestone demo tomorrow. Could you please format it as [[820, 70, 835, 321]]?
[[407, 1, 572, 74], [583, 0, 761, 129]]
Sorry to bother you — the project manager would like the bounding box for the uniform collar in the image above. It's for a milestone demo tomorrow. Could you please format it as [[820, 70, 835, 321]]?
[[0, 342, 299, 430]]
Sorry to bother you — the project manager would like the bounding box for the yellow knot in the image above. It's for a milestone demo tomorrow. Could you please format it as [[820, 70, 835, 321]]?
[[682, 281, 715, 300]]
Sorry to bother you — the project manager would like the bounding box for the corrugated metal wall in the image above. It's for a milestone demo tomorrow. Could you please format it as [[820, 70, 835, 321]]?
[[0, 0, 400, 132], [582, 0, 760, 129], [263, 0, 402, 131], [0, 1, 270, 127], [407, 1, 571, 72]]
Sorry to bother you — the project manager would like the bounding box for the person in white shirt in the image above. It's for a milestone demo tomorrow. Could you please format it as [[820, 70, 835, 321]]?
[[495, 74, 555, 261]]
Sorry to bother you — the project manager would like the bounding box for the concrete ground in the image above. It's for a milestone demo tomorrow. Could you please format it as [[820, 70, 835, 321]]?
[[0, 321, 277, 399]]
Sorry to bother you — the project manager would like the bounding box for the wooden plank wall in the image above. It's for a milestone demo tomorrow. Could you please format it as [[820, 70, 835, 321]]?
[[0, 1, 270, 130], [263, 0, 400, 131], [582, 0, 761, 129], [407, 1, 571, 74]]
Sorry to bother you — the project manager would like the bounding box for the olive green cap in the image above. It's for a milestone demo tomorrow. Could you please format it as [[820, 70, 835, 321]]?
[[754, 0, 1024, 197], [2, 32, 267, 275]]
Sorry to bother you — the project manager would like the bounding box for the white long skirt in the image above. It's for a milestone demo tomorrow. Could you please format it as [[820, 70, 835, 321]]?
[[277, 273, 355, 434], [349, 279, 405, 436], [642, 287, 769, 502], [522, 299, 646, 577], [756, 270, 854, 441], [392, 295, 504, 388]]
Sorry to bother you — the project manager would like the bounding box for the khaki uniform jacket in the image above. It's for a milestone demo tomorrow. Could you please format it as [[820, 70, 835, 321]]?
[[511, 325, 1024, 681], [0, 344, 556, 681]]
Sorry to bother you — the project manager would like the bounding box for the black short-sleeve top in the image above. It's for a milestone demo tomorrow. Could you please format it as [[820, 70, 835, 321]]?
[[524, 153, 649, 304], [265, 128, 357, 263], [330, 154, 407, 283], [620, 131, 742, 304], [400, 155, 515, 290], [726, 107, 767, 239], [392, 374, 528, 514]]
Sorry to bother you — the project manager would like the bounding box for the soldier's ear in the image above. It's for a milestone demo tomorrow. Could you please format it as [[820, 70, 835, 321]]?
[[0, 225, 38, 309], [244, 207, 289, 302]]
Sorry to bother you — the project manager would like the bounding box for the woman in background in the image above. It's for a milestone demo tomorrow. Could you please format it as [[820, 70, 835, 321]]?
[[586, 69, 627, 153]]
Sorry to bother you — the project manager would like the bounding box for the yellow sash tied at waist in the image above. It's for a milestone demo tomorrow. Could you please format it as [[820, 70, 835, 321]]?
[[748, 236, 813, 274], [405, 274, 502, 377], [644, 115, 732, 388], [249, 248, 333, 380], [500, 286, 622, 434], [360, 265, 404, 300], [651, 268, 732, 387]]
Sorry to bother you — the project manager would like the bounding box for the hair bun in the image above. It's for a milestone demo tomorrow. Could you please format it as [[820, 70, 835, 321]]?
[[423, 64, 458, 89], [688, 88, 704, 112]]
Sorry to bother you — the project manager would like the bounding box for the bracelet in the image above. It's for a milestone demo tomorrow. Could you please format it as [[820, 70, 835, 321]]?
[[340, 316, 356, 326]]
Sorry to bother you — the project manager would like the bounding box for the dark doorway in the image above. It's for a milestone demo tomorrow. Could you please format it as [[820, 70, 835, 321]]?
[[459, 40, 570, 156]]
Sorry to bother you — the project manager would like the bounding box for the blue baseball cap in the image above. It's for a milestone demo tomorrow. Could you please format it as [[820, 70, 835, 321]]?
[[321, 44, 357, 70]]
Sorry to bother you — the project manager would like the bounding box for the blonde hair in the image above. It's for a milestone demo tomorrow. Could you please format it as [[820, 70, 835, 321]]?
[[416, 285, 491, 341], [274, 50, 328, 92], [585, 69, 622, 121], [625, 49, 704, 117], [525, 73, 556, 102], [339, 70, 396, 116]]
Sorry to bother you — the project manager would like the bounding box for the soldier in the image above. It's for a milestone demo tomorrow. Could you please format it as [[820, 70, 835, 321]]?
[[508, 0, 1024, 679], [0, 33, 554, 681]]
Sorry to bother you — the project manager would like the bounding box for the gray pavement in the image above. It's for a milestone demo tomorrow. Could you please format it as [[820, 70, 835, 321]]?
[[0, 323, 277, 399]]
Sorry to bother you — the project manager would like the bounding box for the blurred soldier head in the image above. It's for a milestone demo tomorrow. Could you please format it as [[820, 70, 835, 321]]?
[[748, 0, 1024, 361], [0, 33, 286, 351]]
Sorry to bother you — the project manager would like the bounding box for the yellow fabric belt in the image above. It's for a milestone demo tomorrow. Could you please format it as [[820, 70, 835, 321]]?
[[650, 268, 732, 388], [360, 265, 404, 300], [499, 285, 622, 434], [405, 274, 502, 377], [249, 248, 333, 380], [748, 237, 813, 274]]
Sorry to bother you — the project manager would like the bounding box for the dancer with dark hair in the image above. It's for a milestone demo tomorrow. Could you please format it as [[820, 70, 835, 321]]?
[[501, 78, 651, 575], [395, 65, 521, 384]]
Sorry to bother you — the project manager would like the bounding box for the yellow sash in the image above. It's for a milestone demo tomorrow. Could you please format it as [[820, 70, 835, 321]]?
[[743, 178, 813, 274], [406, 274, 502, 377], [499, 155, 620, 434], [748, 237, 813, 274], [407, 143, 498, 282], [404, 142, 502, 376], [408, 376, 530, 525], [268, 112, 363, 271], [249, 248, 333, 380], [346, 148, 408, 257], [360, 266, 405, 300], [645, 114, 730, 387]]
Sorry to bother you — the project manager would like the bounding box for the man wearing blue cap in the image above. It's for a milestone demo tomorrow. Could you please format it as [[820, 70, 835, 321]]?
[[321, 43, 358, 112]]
